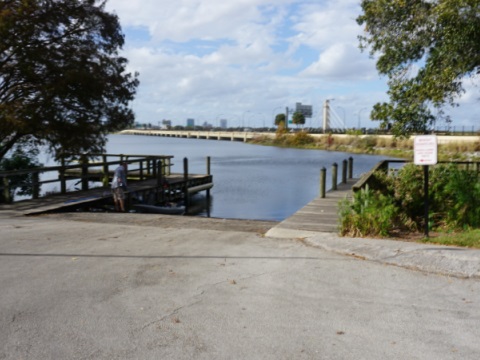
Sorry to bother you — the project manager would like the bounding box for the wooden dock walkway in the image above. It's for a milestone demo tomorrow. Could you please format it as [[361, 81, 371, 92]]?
[[0, 174, 212, 216], [266, 178, 358, 238]]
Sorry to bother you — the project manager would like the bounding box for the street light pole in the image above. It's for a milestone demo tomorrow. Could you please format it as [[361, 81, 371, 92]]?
[[357, 107, 367, 129], [335, 106, 346, 130]]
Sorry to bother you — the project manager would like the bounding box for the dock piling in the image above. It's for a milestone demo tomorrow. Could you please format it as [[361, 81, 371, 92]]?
[[183, 158, 189, 214], [320, 167, 326, 198], [332, 163, 338, 191]]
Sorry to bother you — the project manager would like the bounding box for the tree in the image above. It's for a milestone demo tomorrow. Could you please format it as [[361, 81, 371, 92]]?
[[0, 0, 139, 162], [0, 143, 42, 203], [292, 112, 305, 127], [357, 0, 480, 136], [274, 113, 286, 126]]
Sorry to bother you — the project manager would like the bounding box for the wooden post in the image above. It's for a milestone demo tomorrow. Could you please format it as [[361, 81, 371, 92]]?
[[206, 156, 211, 175], [152, 159, 157, 178], [102, 155, 109, 188], [60, 158, 67, 194], [183, 158, 189, 214], [332, 162, 338, 191], [157, 161, 164, 203], [320, 167, 326, 198], [80, 154, 88, 191], [32, 171, 40, 199], [139, 160, 144, 180], [146, 158, 151, 176], [206, 156, 211, 201], [348, 157, 353, 179], [342, 159, 347, 184], [166, 158, 171, 175]]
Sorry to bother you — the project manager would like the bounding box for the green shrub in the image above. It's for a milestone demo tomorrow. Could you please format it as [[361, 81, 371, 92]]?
[[287, 131, 315, 146], [339, 185, 400, 237], [340, 163, 480, 236], [0, 146, 42, 203]]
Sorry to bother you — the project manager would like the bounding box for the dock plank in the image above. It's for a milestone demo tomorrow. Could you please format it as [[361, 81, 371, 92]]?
[[266, 178, 357, 237]]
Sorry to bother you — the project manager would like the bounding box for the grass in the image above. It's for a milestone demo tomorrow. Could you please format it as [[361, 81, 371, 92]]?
[[422, 230, 480, 248], [249, 133, 480, 161]]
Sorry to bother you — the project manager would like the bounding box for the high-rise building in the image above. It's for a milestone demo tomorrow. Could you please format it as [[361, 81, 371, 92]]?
[[187, 118, 195, 128]]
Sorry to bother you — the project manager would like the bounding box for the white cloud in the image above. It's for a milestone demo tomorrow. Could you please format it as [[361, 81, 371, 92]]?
[[104, 0, 477, 129], [300, 43, 376, 80]]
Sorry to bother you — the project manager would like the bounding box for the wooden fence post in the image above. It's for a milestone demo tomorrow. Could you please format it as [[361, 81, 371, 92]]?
[[183, 158, 189, 214], [320, 167, 326, 198], [80, 154, 89, 191], [332, 163, 338, 191], [206, 156, 211, 201], [102, 155, 109, 187], [348, 157, 353, 179], [60, 158, 67, 194]]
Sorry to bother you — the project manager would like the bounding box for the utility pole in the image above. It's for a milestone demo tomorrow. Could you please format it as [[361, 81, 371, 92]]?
[[285, 107, 289, 129]]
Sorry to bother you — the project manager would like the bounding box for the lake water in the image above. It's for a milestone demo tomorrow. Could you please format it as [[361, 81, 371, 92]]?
[[101, 134, 387, 221]]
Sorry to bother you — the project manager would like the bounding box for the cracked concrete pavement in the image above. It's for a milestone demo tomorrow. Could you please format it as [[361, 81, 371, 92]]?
[[1, 212, 480, 359]]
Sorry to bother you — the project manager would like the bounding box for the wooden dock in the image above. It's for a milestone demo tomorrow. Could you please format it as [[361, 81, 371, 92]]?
[[0, 174, 213, 215], [266, 178, 358, 238], [0, 153, 213, 215]]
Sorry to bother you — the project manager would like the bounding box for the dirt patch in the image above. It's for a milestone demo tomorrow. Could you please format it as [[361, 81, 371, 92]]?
[[38, 212, 278, 234]]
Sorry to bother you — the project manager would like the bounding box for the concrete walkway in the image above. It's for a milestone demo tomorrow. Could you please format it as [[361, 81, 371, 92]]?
[[1, 211, 479, 359], [265, 178, 480, 279]]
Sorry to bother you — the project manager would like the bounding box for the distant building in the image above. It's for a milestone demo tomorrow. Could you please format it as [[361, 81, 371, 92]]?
[[187, 118, 195, 128], [220, 119, 227, 129]]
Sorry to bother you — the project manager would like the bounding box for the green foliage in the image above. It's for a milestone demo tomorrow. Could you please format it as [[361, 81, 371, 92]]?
[[340, 163, 480, 236], [0, 0, 139, 161], [274, 113, 286, 126], [442, 166, 480, 228], [292, 112, 305, 127], [272, 131, 314, 147], [0, 145, 42, 203], [288, 131, 315, 146], [340, 185, 400, 237], [357, 0, 480, 136]]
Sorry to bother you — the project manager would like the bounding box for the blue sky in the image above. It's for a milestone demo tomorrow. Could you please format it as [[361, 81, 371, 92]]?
[[106, 0, 479, 130]]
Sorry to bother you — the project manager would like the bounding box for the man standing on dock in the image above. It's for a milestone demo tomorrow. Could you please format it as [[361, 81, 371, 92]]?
[[111, 162, 128, 212]]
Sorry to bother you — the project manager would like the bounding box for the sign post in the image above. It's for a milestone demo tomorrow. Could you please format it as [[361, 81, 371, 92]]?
[[414, 135, 438, 237]]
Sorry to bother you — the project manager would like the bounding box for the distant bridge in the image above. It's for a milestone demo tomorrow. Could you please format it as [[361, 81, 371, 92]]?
[[120, 129, 479, 145], [120, 129, 273, 142]]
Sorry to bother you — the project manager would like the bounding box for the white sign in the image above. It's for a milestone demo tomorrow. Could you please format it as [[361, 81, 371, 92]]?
[[414, 135, 438, 165]]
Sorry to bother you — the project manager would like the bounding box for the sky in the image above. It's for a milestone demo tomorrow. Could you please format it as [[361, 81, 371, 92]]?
[[105, 0, 479, 130]]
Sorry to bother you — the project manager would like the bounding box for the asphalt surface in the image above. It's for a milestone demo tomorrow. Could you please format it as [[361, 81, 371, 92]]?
[[1, 212, 479, 359]]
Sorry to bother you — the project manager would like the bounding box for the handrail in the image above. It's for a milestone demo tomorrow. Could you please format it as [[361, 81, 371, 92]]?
[[0, 153, 174, 203]]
